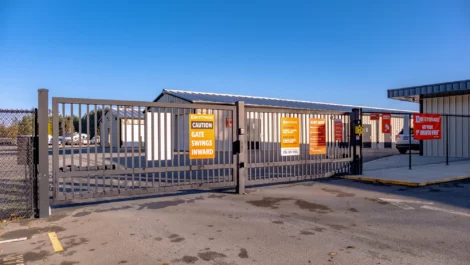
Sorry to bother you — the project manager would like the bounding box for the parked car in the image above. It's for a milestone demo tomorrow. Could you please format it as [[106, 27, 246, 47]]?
[[90, 136, 100, 145], [395, 128, 420, 154], [48, 136, 63, 145], [64, 133, 80, 145], [79, 134, 88, 144]]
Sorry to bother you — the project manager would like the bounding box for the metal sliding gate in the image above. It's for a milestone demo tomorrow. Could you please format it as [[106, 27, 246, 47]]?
[[244, 107, 353, 185], [51, 98, 237, 201], [50, 96, 355, 202]]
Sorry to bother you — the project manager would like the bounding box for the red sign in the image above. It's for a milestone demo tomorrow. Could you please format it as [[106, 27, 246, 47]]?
[[309, 118, 326, 155], [370, 113, 380, 121], [225, 118, 232, 128], [334, 119, 343, 141], [414, 114, 442, 140], [382, 113, 391, 134]]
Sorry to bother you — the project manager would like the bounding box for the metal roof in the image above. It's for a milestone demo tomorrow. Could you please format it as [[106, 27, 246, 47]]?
[[388, 79, 470, 102], [158, 89, 414, 113], [109, 108, 144, 118]]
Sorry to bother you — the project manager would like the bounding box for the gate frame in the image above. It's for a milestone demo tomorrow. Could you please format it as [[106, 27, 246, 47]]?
[[37, 89, 50, 218], [50, 97, 239, 201], [243, 105, 354, 184]]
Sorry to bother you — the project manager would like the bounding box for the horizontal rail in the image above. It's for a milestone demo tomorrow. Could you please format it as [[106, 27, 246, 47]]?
[[57, 164, 235, 178], [246, 158, 352, 168], [54, 181, 236, 201], [246, 171, 336, 185], [52, 97, 236, 111]]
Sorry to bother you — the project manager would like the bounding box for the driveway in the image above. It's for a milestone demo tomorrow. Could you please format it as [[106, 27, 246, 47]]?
[[1, 178, 470, 265]]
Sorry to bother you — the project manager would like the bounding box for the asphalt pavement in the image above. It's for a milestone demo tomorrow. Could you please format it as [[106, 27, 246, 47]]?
[[1, 178, 469, 265]]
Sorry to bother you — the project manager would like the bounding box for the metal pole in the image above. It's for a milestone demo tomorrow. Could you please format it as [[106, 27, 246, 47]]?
[[235, 101, 246, 194], [408, 114, 412, 170], [359, 108, 363, 175], [446, 115, 449, 166], [37, 89, 50, 218]]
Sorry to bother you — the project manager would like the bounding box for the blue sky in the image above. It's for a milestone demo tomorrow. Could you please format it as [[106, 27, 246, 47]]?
[[1, 0, 469, 110]]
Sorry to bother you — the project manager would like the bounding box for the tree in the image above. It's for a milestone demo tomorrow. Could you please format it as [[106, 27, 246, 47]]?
[[17, 115, 34, 135]]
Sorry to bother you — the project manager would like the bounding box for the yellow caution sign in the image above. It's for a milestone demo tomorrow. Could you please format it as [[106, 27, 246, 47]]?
[[355, 125, 363, 135], [189, 114, 215, 159]]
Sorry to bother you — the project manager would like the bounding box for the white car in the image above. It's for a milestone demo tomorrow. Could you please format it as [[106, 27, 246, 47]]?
[[64, 133, 80, 145], [90, 136, 100, 145], [395, 128, 420, 154]]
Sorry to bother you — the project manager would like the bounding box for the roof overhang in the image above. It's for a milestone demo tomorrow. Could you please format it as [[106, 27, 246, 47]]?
[[388, 79, 470, 102]]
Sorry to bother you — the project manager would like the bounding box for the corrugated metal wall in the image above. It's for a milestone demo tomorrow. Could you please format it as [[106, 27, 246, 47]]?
[[423, 94, 470, 158], [362, 114, 406, 149]]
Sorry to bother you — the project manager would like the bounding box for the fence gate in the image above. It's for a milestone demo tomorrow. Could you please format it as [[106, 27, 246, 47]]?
[[0, 109, 37, 219], [51, 97, 237, 201], [244, 107, 353, 185]]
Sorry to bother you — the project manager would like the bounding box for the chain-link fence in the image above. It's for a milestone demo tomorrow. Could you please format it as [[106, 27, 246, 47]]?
[[0, 109, 37, 219]]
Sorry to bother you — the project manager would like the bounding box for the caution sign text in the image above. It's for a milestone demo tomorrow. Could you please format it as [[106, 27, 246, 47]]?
[[309, 118, 326, 155], [414, 114, 442, 140], [190, 114, 215, 159], [281, 117, 300, 156]]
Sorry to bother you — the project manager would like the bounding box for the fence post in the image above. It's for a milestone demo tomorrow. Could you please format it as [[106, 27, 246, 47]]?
[[408, 114, 412, 170], [351, 108, 362, 175], [37, 89, 50, 218], [446, 115, 449, 166], [235, 101, 246, 194]]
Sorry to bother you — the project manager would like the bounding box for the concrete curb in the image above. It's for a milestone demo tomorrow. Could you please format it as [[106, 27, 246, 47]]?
[[342, 175, 470, 187]]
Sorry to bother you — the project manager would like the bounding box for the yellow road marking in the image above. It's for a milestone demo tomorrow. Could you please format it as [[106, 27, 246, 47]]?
[[48, 232, 64, 252]]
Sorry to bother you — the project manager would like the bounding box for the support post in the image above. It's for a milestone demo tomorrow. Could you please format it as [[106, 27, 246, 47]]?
[[351, 108, 362, 175], [37, 89, 50, 218], [419, 99, 424, 156], [408, 114, 412, 170], [446, 115, 449, 166], [235, 101, 246, 194]]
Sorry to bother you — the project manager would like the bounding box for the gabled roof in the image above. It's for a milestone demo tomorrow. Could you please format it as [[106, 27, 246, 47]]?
[[388, 79, 470, 102], [157, 89, 415, 113]]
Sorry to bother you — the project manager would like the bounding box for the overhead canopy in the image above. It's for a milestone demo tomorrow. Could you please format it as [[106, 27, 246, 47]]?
[[388, 79, 470, 103]]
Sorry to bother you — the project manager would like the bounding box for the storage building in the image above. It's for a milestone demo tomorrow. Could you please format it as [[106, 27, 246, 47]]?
[[388, 79, 470, 158]]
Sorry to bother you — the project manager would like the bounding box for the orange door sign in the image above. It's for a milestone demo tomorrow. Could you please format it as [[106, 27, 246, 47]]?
[[382, 113, 391, 134], [189, 114, 215, 159], [280, 117, 300, 156], [309, 118, 326, 155]]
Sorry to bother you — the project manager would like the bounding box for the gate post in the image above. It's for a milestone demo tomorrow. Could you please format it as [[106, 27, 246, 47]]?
[[38, 89, 50, 218], [235, 101, 246, 194], [350, 108, 363, 175]]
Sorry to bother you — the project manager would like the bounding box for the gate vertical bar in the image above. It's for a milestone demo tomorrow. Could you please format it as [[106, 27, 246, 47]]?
[[408, 114, 412, 170], [38, 89, 50, 218], [235, 101, 245, 194], [446, 115, 449, 166]]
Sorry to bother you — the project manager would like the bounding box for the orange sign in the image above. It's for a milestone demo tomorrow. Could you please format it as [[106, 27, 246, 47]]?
[[280, 117, 300, 156], [334, 119, 343, 141], [382, 113, 391, 134], [414, 114, 442, 140], [309, 118, 326, 155], [189, 114, 215, 159]]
